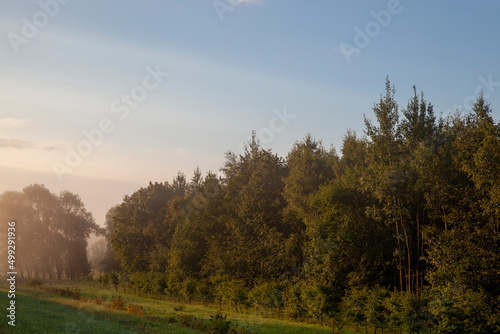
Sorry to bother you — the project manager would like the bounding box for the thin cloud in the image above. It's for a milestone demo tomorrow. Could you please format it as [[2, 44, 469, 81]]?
[[0, 118, 29, 129], [0, 138, 59, 151]]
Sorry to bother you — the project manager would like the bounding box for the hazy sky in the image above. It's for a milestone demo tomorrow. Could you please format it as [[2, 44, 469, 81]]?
[[1, 0, 499, 225]]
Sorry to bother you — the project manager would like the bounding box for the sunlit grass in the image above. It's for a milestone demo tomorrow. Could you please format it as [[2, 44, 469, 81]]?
[[0, 279, 362, 334], [0, 285, 201, 333]]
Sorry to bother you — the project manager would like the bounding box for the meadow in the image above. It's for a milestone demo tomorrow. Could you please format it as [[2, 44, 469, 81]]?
[[0, 279, 355, 334]]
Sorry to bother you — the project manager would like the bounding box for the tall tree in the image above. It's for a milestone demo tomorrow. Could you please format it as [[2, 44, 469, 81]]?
[[306, 131, 395, 288], [111, 176, 186, 272], [57, 191, 101, 279], [364, 79, 438, 292], [0, 185, 99, 279], [100, 206, 122, 273], [212, 135, 296, 281], [168, 171, 224, 280], [425, 95, 500, 296], [283, 134, 337, 274]]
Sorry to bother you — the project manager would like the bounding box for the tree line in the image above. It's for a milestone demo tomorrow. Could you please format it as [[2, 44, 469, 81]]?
[[2, 78, 499, 331], [105, 79, 499, 291], [0, 184, 101, 279], [97, 79, 500, 331]]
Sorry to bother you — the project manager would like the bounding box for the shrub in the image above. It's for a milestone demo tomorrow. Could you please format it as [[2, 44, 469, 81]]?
[[214, 279, 250, 312], [109, 271, 120, 291], [178, 315, 207, 331], [98, 274, 109, 288], [429, 287, 499, 333], [249, 281, 285, 317], [28, 278, 42, 287], [126, 304, 144, 316], [110, 296, 125, 310], [182, 277, 198, 301], [197, 281, 214, 303], [209, 313, 231, 334], [93, 295, 104, 305], [386, 290, 434, 333], [300, 282, 341, 323], [283, 283, 306, 319], [81, 273, 94, 281], [342, 287, 368, 331], [71, 288, 81, 300], [365, 286, 390, 332], [165, 280, 181, 299]]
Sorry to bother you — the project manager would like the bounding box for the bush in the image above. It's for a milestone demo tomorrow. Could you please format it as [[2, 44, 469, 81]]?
[[342, 287, 369, 331], [81, 273, 94, 281], [110, 271, 120, 291], [283, 283, 306, 319], [213, 278, 250, 312], [93, 295, 104, 305], [110, 296, 125, 310], [197, 281, 214, 303], [71, 288, 81, 300], [126, 304, 144, 316], [28, 278, 42, 287], [182, 277, 198, 301], [249, 281, 285, 317], [365, 286, 390, 332], [209, 313, 231, 334], [386, 290, 434, 333], [300, 282, 341, 323], [98, 274, 109, 288], [165, 280, 181, 299], [177, 314, 207, 331], [430, 287, 499, 333]]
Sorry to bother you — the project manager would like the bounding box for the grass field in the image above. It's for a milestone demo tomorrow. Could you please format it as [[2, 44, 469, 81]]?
[[0, 279, 359, 334]]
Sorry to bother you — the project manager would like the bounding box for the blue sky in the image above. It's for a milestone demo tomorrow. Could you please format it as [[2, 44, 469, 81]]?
[[1, 0, 499, 224]]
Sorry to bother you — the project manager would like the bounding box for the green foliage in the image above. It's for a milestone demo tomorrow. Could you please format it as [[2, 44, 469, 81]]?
[[213, 279, 250, 312], [364, 286, 390, 331], [342, 287, 369, 330], [111, 178, 187, 272], [429, 286, 500, 333], [87, 79, 500, 333], [300, 282, 341, 323], [283, 283, 306, 320], [182, 277, 198, 301], [249, 281, 286, 316], [386, 290, 434, 332], [209, 313, 231, 334]]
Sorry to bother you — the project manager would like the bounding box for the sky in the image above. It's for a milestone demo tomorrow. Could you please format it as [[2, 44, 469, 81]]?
[[1, 0, 499, 225]]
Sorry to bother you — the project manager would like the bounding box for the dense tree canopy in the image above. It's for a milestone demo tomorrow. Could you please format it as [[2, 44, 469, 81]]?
[[0, 184, 101, 279], [104, 81, 500, 300]]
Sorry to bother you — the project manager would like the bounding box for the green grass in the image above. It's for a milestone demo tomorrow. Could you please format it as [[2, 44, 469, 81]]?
[[0, 288, 200, 333], [0, 280, 361, 334]]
